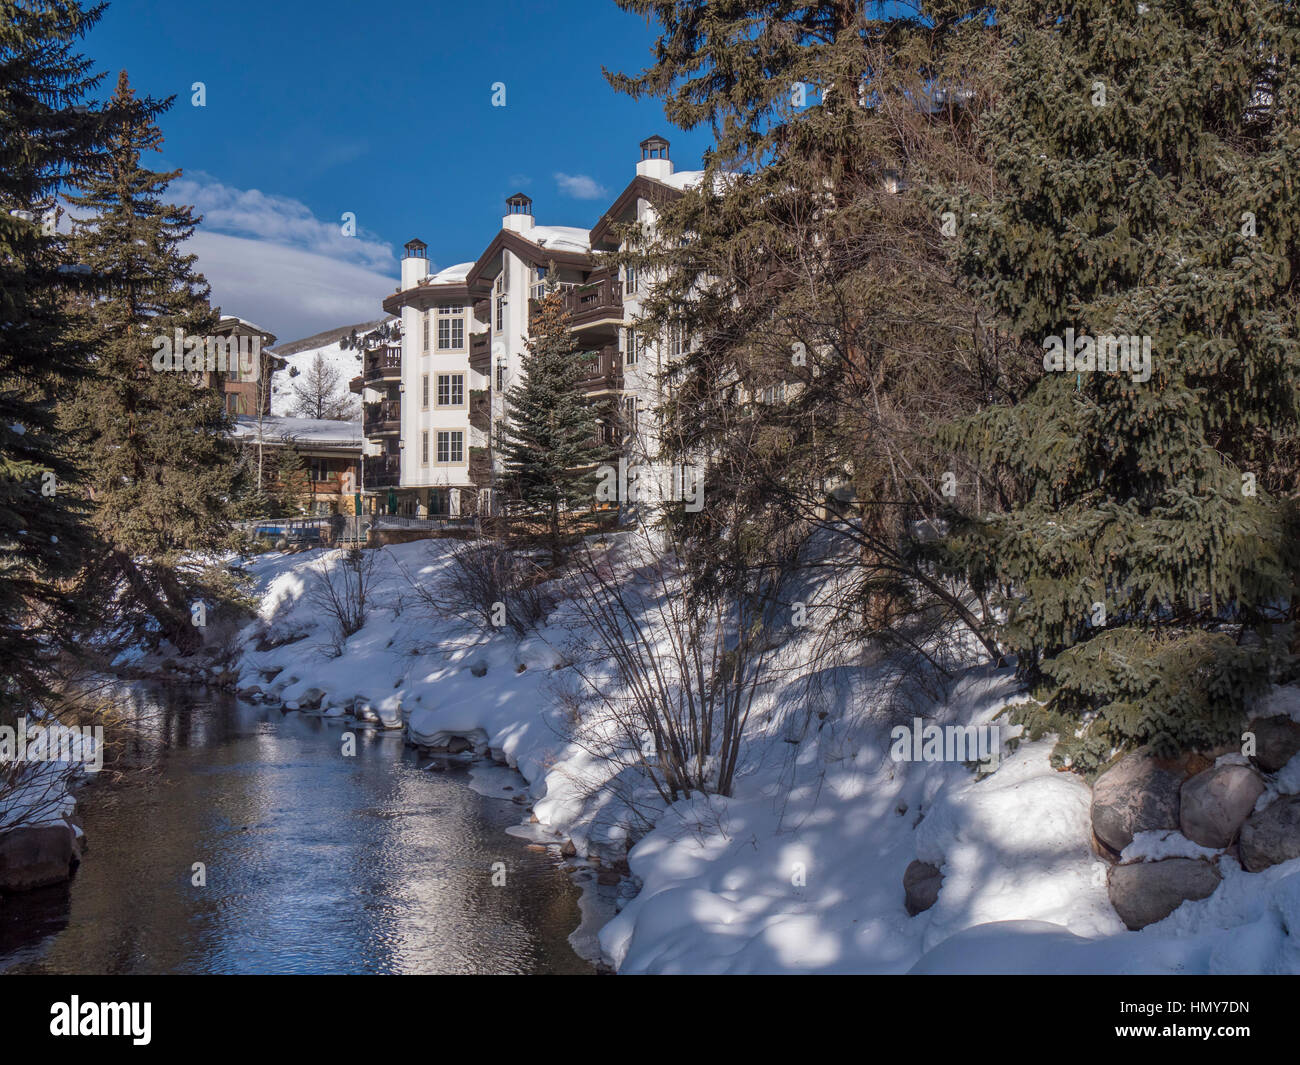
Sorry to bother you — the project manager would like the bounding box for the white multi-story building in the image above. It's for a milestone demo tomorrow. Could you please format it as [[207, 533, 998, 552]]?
[[362, 136, 704, 517]]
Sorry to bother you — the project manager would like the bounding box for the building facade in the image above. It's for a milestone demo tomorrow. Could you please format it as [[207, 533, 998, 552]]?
[[358, 136, 701, 517]]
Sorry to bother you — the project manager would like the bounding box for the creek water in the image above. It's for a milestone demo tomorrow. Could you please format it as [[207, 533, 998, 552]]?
[[0, 685, 593, 974]]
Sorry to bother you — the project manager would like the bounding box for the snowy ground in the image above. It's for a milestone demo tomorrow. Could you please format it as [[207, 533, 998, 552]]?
[[228, 539, 1300, 974]]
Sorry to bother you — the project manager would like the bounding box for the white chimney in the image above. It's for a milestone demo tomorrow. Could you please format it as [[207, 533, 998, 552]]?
[[401, 238, 429, 289], [636, 135, 673, 181], [503, 192, 534, 234]]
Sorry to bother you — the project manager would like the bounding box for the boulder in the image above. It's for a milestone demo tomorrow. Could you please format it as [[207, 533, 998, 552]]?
[[0, 824, 78, 893], [445, 735, 472, 755], [1107, 858, 1221, 930], [1239, 794, 1300, 872], [1091, 749, 1183, 853], [1179, 764, 1264, 849], [903, 859, 944, 916], [297, 688, 327, 711], [1246, 715, 1300, 774]]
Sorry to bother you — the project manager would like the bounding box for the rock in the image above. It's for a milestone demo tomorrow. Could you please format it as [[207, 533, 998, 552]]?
[[445, 736, 472, 755], [1246, 715, 1300, 774], [297, 688, 327, 711], [903, 859, 943, 916], [1107, 858, 1221, 930], [1091, 749, 1184, 853], [1239, 794, 1300, 872], [597, 868, 622, 886], [1179, 764, 1265, 849], [0, 824, 78, 893]]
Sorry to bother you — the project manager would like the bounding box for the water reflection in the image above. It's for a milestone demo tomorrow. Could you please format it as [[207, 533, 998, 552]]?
[[0, 686, 592, 975]]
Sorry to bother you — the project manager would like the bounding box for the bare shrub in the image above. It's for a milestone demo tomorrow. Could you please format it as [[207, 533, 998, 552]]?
[[560, 523, 787, 802], [400, 538, 553, 638], [307, 547, 378, 651]]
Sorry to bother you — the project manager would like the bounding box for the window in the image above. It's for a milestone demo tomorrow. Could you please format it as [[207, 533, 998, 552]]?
[[309, 458, 334, 483], [624, 395, 637, 436], [669, 324, 685, 359], [437, 430, 463, 464], [496, 363, 505, 391], [625, 264, 638, 295], [421, 311, 430, 354], [624, 327, 638, 366], [421, 431, 429, 465], [437, 373, 464, 406], [422, 373, 429, 409], [437, 305, 464, 350], [494, 273, 505, 332]]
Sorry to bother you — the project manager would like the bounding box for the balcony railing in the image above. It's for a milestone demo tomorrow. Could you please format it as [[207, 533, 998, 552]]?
[[363, 345, 402, 383], [563, 270, 623, 327], [576, 344, 622, 392], [363, 399, 401, 436], [363, 454, 400, 488]]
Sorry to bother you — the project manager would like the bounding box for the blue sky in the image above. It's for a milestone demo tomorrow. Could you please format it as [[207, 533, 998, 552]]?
[[82, 0, 715, 341]]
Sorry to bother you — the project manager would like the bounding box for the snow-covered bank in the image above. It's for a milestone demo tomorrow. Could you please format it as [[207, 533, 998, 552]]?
[[229, 540, 1300, 974]]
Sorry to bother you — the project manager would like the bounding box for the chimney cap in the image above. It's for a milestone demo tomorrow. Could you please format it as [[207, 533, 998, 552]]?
[[403, 237, 427, 257], [505, 192, 533, 214], [639, 134, 670, 159]]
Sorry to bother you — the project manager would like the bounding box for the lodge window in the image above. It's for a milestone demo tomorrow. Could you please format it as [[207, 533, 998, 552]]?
[[422, 373, 429, 409], [624, 395, 637, 436], [437, 373, 464, 407], [421, 311, 430, 354], [494, 273, 506, 332], [309, 458, 334, 483], [624, 327, 638, 366], [669, 324, 685, 359], [437, 430, 464, 464], [625, 264, 638, 295], [437, 305, 464, 350], [496, 363, 505, 392], [421, 430, 429, 465]]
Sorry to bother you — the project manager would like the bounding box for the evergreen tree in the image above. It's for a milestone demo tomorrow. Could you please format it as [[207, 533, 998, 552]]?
[[499, 287, 604, 565], [64, 70, 239, 653], [0, 0, 115, 717], [935, 1, 1300, 768], [606, 1, 1004, 650], [269, 438, 309, 518]]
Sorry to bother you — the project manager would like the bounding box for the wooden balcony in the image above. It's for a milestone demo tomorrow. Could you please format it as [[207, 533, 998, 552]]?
[[363, 454, 401, 488], [469, 330, 490, 369], [363, 399, 401, 436], [469, 388, 491, 432], [563, 270, 624, 330], [348, 374, 363, 395], [363, 344, 402, 384], [576, 344, 623, 394]]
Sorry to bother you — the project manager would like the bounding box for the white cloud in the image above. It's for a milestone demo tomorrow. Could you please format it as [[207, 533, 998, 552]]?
[[554, 172, 608, 200], [154, 174, 399, 342], [188, 230, 397, 344], [171, 173, 397, 274]]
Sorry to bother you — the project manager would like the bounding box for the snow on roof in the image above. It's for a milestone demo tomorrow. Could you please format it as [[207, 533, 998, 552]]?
[[230, 414, 362, 449], [529, 225, 591, 253], [429, 261, 475, 283], [663, 169, 706, 191], [219, 315, 274, 335]]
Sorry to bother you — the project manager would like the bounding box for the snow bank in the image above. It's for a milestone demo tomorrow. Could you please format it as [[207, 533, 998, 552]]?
[[230, 540, 1300, 974]]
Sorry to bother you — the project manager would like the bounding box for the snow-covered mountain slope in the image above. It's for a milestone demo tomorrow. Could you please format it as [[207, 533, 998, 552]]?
[[268, 317, 395, 416]]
